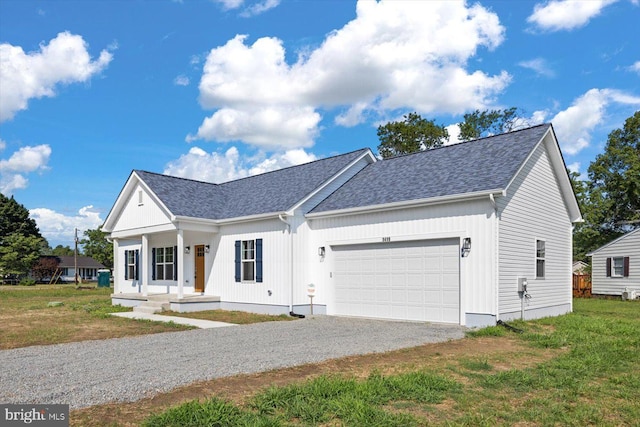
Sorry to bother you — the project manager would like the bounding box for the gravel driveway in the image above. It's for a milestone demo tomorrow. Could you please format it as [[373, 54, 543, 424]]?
[[0, 316, 465, 409]]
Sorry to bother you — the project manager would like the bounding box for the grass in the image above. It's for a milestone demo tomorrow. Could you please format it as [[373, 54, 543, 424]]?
[[139, 298, 640, 426], [0, 285, 295, 349]]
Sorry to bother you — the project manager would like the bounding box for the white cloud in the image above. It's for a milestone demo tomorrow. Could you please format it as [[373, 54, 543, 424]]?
[[187, 106, 321, 149], [518, 58, 555, 77], [29, 205, 104, 247], [164, 146, 317, 183], [0, 144, 51, 194], [213, 0, 244, 10], [241, 0, 280, 17], [191, 0, 509, 149], [0, 138, 5, 152], [527, 0, 619, 32], [551, 88, 640, 155], [0, 31, 112, 122], [444, 124, 462, 146], [174, 75, 190, 86], [630, 61, 640, 74]]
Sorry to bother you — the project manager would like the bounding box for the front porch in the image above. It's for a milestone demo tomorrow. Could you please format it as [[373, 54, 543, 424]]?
[[112, 293, 222, 313]]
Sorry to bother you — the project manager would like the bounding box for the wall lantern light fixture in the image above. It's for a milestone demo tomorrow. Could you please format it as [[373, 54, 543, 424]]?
[[204, 245, 210, 253], [461, 238, 471, 257], [184, 246, 191, 254], [318, 246, 326, 257]]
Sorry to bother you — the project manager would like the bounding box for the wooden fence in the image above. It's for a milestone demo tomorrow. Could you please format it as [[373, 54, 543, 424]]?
[[573, 273, 591, 297]]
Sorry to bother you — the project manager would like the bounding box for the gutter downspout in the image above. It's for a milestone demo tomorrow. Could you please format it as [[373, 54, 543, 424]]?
[[490, 193, 500, 323], [279, 214, 305, 318]]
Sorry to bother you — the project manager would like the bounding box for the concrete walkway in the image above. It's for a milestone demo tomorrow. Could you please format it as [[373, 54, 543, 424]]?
[[111, 311, 236, 329]]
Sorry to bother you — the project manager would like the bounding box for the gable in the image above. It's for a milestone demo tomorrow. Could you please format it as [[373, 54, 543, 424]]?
[[104, 179, 173, 233], [588, 228, 640, 257]]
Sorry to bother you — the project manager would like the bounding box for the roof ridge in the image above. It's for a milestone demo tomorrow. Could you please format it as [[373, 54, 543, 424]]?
[[380, 123, 550, 162], [217, 148, 370, 186], [135, 169, 220, 187], [135, 148, 370, 186]]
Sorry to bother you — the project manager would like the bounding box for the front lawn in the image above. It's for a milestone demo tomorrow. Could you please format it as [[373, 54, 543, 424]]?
[[140, 298, 639, 426]]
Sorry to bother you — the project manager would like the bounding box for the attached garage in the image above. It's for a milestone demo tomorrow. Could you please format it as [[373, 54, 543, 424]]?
[[331, 238, 460, 323]]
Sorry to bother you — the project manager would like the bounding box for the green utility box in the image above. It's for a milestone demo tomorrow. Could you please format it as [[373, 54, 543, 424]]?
[[97, 270, 111, 287]]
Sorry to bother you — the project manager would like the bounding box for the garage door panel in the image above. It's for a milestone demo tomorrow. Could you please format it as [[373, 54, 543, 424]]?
[[333, 239, 460, 323]]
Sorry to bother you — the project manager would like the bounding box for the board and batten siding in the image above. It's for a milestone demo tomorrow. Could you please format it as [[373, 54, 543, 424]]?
[[306, 198, 497, 324], [590, 229, 640, 295], [110, 184, 172, 233], [208, 218, 292, 311], [497, 141, 573, 320]]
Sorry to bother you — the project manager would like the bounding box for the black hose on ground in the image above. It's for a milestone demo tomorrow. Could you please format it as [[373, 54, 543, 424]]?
[[497, 320, 524, 334], [289, 311, 306, 318]]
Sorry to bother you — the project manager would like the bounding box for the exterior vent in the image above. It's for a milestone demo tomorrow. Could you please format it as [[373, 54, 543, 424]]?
[[621, 288, 637, 301]]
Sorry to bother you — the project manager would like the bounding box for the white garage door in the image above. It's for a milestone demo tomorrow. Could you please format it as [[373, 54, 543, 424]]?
[[332, 239, 460, 323]]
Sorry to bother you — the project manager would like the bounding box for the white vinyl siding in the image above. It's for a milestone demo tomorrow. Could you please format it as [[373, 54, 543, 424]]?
[[111, 184, 172, 233], [590, 229, 640, 296], [307, 198, 496, 324], [497, 140, 572, 320]]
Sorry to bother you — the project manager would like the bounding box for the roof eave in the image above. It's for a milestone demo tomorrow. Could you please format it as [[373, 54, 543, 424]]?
[[306, 189, 504, 220]]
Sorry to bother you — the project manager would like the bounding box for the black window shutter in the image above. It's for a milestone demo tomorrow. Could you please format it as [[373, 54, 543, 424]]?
[[623, 257, 630, 277], [234, 240, 241, 282], [124, 250, 129, 280], [135, 250, 139, 280], [152, 248, 156, 280], [174, 245, 178, 280], [256, 238, 263, 283], [606, 258, 611, 277]]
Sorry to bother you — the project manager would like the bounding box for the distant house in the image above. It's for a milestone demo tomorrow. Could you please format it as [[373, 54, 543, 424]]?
[[588, 228, 640, 298], [103, 124, 581, 327], [572, 261, 589, 274], [35, 255, 106, 282]]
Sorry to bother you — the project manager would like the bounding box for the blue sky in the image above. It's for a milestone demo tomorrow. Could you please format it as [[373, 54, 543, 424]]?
[[1, 0, 639, 248]]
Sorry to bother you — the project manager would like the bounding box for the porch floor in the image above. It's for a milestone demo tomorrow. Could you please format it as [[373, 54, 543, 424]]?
[[111, 293, 221, 304]]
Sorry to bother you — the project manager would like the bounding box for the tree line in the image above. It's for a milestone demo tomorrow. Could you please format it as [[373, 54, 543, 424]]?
[[0, 193, 113, 282]]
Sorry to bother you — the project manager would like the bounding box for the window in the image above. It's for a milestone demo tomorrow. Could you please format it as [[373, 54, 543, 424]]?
[[607, 257, 629, 278], [242, 240, 255, 281], [153, 247, 175, 280], [235, 239, 263, 283], [138, 190, 144, 205], [536, 240, 545, 279], [126, 250, 138, 280]]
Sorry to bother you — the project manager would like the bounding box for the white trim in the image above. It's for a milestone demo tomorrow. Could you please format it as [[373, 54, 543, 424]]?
[[109, 223, 177, 239], [587, 228, 640, 256], [307, 189, 505, 220], [327, 231, 465, 247]]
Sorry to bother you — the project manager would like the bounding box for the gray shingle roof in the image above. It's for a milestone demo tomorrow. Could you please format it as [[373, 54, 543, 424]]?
[[136, 148, 369, 220], [310, 124, 551, 214], [56, 256, 106, 269]]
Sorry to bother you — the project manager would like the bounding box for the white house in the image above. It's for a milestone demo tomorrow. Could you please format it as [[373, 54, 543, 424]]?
[[102, 124, 582, 327], [587, 228, 640, 298]]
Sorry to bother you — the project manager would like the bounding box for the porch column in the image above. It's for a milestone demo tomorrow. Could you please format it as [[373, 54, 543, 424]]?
[[141, 234, 149, 297], [177, 229, 184, 299], [112, 239, 120, 293]]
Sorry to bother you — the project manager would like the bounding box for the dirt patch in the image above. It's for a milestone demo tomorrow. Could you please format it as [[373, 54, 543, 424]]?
[[70, 336, 560, 426]]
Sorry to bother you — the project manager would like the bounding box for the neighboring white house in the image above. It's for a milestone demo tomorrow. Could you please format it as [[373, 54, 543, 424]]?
[[102, 124, 582, 327], [587, 228, 640, 298], [56, 255, 106, 282]]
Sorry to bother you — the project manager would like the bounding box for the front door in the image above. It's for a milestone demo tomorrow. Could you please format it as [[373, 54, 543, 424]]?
[[194, 244, 205, 293]]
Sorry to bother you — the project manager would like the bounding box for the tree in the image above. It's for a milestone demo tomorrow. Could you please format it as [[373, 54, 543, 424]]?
[[80, 226, 113, 269], [51, 245, 75, 256], [377, 112, 449, 159], [32, 256, 60, 282], [0, 194, 44, 278], [572, 111, 640, 260], [587, 110, 640, 231], [458, 107, 521, 141]]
